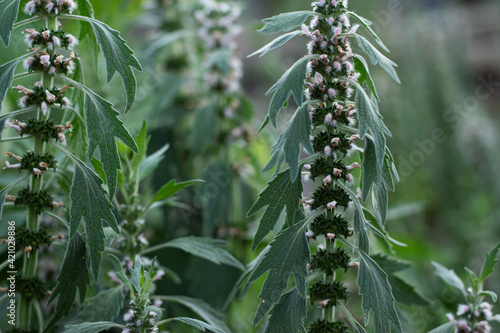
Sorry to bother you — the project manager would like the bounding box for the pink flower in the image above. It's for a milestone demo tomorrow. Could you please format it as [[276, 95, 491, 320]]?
[[327, 201, 337, 210]]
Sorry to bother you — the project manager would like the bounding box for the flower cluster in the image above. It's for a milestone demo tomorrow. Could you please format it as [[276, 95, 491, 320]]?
[[24, 0, 77, 17], [122, 303, 161, 333], [195, 0, 243, 115], [447, 302, 493, 333], [23, 27, 78, 50], [24, 51, 77, 76], [5, 118, 72, 144], [14, 83, 71, 113], [300, 0, 363, 330]]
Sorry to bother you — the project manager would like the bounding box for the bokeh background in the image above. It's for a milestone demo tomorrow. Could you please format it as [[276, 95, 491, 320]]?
[[0, 0, 499, 332]]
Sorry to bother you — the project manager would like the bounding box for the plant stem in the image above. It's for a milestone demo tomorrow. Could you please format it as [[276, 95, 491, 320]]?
[[19, 14, 58, 331], [324, 236, 337, 322]]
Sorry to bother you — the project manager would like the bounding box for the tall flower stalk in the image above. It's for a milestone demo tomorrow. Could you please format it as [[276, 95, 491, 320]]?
[[0, 0, 141, 330], [245, 0, 403, 331]]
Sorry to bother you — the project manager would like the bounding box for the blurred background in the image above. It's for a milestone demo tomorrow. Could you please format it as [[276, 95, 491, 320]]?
[[0, 0, 499, 332]]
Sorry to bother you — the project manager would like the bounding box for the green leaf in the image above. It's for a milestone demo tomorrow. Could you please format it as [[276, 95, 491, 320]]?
[[45, 234, 90, 331], [371, 253, 411, 274], [108, 254, 133, 291], [64, 77, 138, 199], [249, 30, 302, 57], [166, 317, 225, 333], [0, 0, 20, 47], [427, 322, 455, 333], [151, 179, 203, 205], [159, 296, 229, 333], [338, 303, 368, 333], [266, 287, 307, 333], [480, 290, 497, 302], [132, 120, 148, 171], [354, 34, 400, 83], [64, 321, 123, 333], [263, 103, 313, 181], [258, 11, 314, 34], [248, 217, 310, 325], [78, 286, 124, 322], [0, 175, 28, 219], [139, 143, 169, 182], [431, 261, 466, 294], [354, 84, 389, 168], [479, 242, 500, 282], [353, 54, 379, 101], [247, 168, 303, 250], [265, 55, 314, 127], [361, 136, 379, 202], [348, 12, 389, 52], [372, 182, 388, 225], [357, 249, 402, 332], [74, 16, 142, 112], [160, 237, 244, 271], [78, 0, 95, 40], [0, 57, 21, 114], [129, 255, 142, 293], [61, 145, 119, 279]]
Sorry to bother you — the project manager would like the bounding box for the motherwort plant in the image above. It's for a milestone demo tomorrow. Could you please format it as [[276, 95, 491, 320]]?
[[0, 0, 141, 330], [246, 0, 402, 332]]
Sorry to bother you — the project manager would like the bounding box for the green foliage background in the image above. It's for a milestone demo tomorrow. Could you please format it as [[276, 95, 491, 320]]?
[[0, 0, 499, 332]]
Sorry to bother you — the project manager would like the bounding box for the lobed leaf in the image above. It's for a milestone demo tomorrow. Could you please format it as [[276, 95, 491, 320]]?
[[354, 35, 400, 83], [63, 77, 138, 199], [263, 103, 314, 181], [247, 167, 303, 250], [249, 30, 302, 58], [57, 144, 120, 279], [265, 55, 314, 127], [45, 234, 90, 331], [258, 11, 315, 34], [248, 217, 310, 325], [151, 179, 203, 205], [139, 143, 169, 182], [0, 0, 20, 47], [348, 12, 389, 52], [266, 287, 307, 333], [357, 250, 402, 332], [159, 236, 244, 271]]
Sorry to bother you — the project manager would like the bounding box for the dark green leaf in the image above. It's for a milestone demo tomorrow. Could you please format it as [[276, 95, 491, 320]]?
[[338, 303, 368, 333], [390, 276, 429, 306], [249, 31, 302, 57], [139, 143, 169, 182], [0, 57, 21, 114], [266, 287, 307, 333], [64, 77, 138, 199], [263, 103, 313, 181], [265, 55, 314, 127], [108, 254, 133, 291], [361, 136, 379, 202], [357, 250, 402, 332], [355, 35, 400, 83], [188, 103, 218, 155], [353, 54, 379, 101], [132, 120, 148, 171], [60, 145, 119, 279], [151, 179, 203, 205], [247, 168, 303, 250], [64, 321, 123, 333], [248, 218, 310, 325], [371, 254, 411, 274], [78, 0, 95, 40], [0, 0, 20, 47], [161, 237, 244, 271], [166, 317, 225, 333], [74, 17, 142, 112], [45, 234, 90, 331], [159, 296, 229, 333], [78, 286, 124, 322], [258, 11, 314, 34], [479, 242, 500, 282], [427, 322, 455, 333], [431, 261, 466, 294], [372, 182, 388, 225]]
